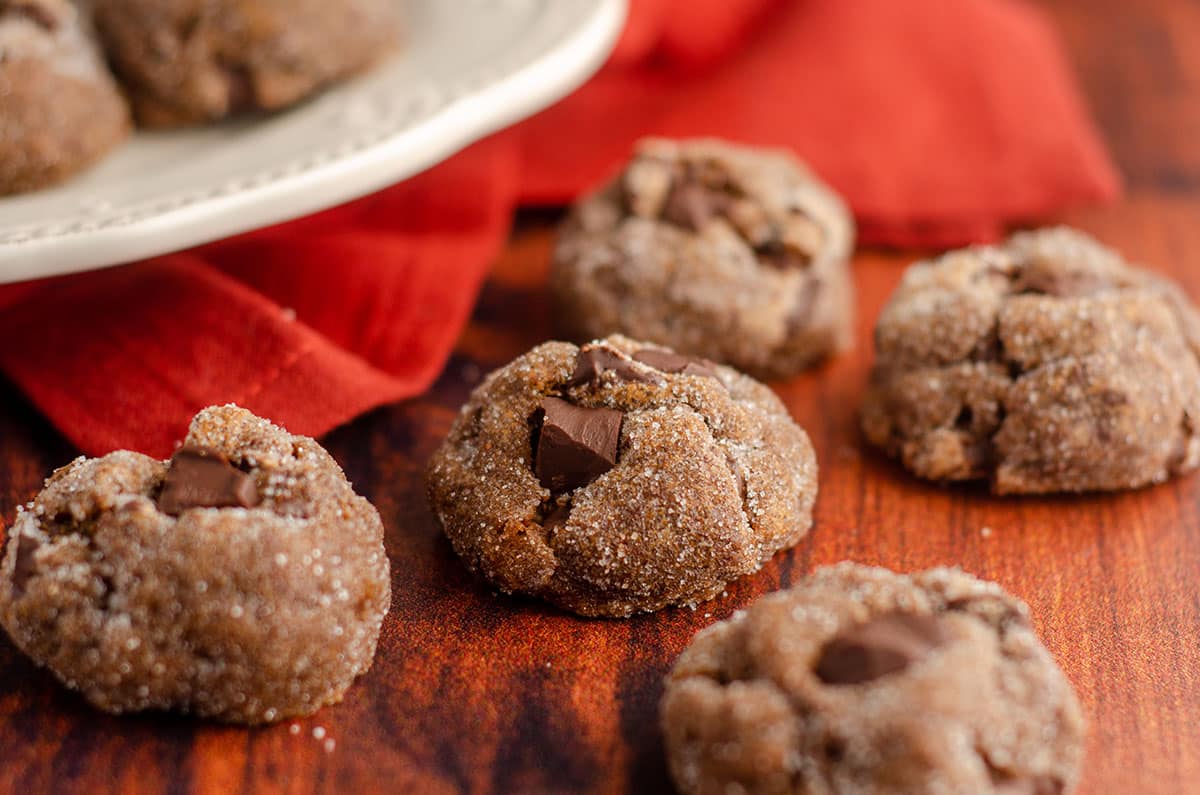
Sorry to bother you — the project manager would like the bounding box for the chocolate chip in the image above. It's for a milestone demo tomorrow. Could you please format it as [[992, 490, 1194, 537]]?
[[662, 181, 732, 231], [157, 445, 261, 516], [567, 346, 657, 388], [633, 349, 720, 380], [9, 533, 40, 596], [815, 612, 948, 685], [532, 397, 622, 494]]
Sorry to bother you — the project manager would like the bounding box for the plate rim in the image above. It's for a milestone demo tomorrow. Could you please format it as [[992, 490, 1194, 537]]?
[[0, 0, 626, 285]]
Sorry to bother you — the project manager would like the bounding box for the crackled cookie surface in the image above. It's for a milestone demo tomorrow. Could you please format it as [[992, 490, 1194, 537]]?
[[552, 138, 855, 380], [0, 405, 390, 724], [862, 227, 1200, 493], [662, 563, 1085, 795], [0, 0, 130, 195], [93, 0, 401, 126], [425, 335, 818, 617]]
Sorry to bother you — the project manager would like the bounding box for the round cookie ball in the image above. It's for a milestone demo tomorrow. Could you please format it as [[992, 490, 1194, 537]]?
[[551, 138, 855, 380], [0, 0, 130, 195], [92, 0, 402, 126], [0, 405, 391, 724], [661, 563, 1085, 795], [425, 335, 819, 617], [862, 226, 1200, 493]]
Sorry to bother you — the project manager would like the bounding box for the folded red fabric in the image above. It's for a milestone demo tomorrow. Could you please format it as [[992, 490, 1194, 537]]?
[[0, 0, 1118, 456]]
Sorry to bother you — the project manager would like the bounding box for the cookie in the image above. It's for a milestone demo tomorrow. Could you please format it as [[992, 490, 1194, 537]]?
[[425, 335, 818, 617], [551, 138, 855, 380], [0, 0, 130, 195], [92, 0, 402, 126], [862, 227, 1200, 493], [0, 405, 391, 724], [661, 563, 1085, 795]]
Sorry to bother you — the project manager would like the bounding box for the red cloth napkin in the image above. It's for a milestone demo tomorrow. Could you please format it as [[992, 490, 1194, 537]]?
[[0, 0, 1118, 457]]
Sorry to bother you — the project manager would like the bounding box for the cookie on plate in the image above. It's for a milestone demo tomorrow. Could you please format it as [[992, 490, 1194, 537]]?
[[551, 138, 855, 380], [662, 563, 1085, 795], [0, 0, 130, 195], [862, 227, 1200, 493], [425, 335, 818, 617], [92, 0, 402, 126], [0, 405, 390, 724]]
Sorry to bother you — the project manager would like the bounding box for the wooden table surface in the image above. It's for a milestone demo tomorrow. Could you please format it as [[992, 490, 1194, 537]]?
[[1, 1, 1198, 793]]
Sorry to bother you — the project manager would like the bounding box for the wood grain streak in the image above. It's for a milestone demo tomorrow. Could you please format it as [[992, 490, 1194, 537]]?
[[0, 1, 1197, 792]]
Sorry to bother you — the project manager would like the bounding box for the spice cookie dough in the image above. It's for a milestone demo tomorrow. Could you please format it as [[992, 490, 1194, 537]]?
[[552, 138, 855, 380], [92, 0, 402, 126], [662, 563, 1085, 795], [0, 0, 130, 195], [0, 405, 390, 724], [425, 335, 818, 617], [862, 227, 1200, 493]]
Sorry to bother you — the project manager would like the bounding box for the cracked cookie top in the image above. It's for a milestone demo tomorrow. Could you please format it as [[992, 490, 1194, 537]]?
[[661, 563, 1085, 795], [425, 335, 818, 617], [0, 405, 390, 724], [551, 138, 855, 380], [862, 227, 1200, 493]]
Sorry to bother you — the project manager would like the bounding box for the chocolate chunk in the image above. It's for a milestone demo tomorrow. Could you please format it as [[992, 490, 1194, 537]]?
[[532, 397, 622, 494], [815, 612, 948, 685], [157, 445, 260, 516], [633, 348, 720, 380], [662, 181, 732, 231], [567, 346, 657, 388], [9, 533, 40, 596]]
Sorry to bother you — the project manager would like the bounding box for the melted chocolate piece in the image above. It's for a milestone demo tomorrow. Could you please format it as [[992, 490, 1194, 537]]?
[[532, 397, 622, 494], [633, 348, 720, 380], [9, 533, 40, 596], [567, 346, 657, 388], [815, 612, 948, 685], [157, 446, 260, 516], [662, 181, 732, 232]]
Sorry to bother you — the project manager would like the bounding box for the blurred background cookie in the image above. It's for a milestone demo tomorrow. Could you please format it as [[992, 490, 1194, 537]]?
[[552, 138, 855, 380], [92, 0, 402, 126], [862, 227, 1200, 493], [0, 0, 129, 195], [0, 405, 391, 724], [662, 563, 1084, 795], [426, 335, 818, 617]]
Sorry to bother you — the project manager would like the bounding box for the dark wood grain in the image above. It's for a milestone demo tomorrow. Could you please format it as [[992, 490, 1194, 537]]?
[[1, 1, 1198, 792]]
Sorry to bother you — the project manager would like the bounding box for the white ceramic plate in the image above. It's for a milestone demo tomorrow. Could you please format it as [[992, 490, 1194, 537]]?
[[0, 0, 625, 284]]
